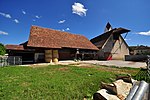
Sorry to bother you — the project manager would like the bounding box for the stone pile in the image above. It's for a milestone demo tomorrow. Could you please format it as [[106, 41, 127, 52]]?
[[93, 75, 137, 100]]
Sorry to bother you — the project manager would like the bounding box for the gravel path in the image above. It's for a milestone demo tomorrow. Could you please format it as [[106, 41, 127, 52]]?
[[58, 60, 147, 68], [24, 60, 147, 68]]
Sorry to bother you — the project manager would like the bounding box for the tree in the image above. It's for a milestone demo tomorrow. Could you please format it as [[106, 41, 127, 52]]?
[[0, 43, 6, 55]]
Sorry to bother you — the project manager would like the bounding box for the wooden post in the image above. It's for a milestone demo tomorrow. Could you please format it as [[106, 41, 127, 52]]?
[[82, 53, 84, 60], [76, 49, 79, 60], [14, 56, 15, 65], [147, 55, 150, 82]]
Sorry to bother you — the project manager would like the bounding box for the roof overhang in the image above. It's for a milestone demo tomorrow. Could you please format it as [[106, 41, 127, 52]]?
[[5, 45, 25, 51], [112, 28, 130, 35]]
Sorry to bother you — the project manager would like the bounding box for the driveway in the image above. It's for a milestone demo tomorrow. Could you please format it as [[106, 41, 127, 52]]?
[[58, 60, 147, 68]]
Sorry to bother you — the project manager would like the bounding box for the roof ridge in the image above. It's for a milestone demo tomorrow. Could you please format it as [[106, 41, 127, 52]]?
[[31, 25, 84, 37]]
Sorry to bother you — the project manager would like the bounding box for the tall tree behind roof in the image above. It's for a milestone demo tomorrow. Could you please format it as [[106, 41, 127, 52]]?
[[104, 22, 113, 33], [0, 43, 6, 55]]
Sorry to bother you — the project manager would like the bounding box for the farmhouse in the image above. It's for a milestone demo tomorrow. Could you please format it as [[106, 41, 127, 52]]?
[[91, 23, 130, 60], [130, 45, 150, 55], [6, 26, 99, 64]]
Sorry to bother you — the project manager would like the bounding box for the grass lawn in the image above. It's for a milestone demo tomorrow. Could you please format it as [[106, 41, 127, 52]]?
[[0, 65, 140, 100]]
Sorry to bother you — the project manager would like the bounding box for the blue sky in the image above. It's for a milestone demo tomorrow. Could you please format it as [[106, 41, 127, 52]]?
[[0, 0, 150, 46]]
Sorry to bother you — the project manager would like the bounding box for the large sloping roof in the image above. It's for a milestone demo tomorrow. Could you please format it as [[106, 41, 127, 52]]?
[[91, 31, 112, 48], [27, 26, 99, 50], [90, 28, 130, 49]]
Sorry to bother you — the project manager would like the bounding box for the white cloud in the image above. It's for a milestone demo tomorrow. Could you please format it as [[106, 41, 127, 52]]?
[[0, 12, 20, 24], [61, 28, 70, 32], [0, 12, 11, 18], [22, 10, 26, 14], [137, 30, 150, 36], [13, 19, 19, 23], [66, 28, 70, 31], [35, 15, 41, 19], [58, 20, 66, 24], [0, 30, 8, 35], [72, 2, 88, 16]]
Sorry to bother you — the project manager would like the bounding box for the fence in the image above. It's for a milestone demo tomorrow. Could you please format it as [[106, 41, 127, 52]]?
[[134, 55, 150, 83], [125, 55, 147, 61], [0, 56, 22, 67], [147, 55, 150, 81]]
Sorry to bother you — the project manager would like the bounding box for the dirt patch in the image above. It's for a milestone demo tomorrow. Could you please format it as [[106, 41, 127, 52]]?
[[20, 82, 30, 87], [73, 63, 95, 68], [30, 65, 48, 68], [96, 66, 138, 75], [75, 63, 139, 75], [57, 67, 69, 71], [128, 62, 136, 64]]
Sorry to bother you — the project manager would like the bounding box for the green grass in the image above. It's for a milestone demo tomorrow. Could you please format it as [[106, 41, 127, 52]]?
[[0, 65, 139, 100]]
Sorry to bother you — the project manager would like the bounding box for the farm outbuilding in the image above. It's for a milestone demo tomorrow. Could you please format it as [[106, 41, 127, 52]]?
[[6, 26, 99, 64], [5, 23, 130, 64], [91, 23, 130, 60]]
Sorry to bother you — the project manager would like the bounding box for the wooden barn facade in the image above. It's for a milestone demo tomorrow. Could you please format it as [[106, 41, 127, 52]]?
[[91, 23, 130, 60], [6, 26, 99, 64]]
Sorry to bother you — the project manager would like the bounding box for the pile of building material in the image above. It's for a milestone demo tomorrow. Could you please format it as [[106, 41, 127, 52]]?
[[93, 75, 149, 100]]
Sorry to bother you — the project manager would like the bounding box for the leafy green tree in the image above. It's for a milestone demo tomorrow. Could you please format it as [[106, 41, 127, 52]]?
[[0, 43, 6, 55]]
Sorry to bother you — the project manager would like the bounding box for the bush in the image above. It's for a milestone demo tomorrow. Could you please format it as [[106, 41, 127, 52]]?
[[0, 43, 6, 55]]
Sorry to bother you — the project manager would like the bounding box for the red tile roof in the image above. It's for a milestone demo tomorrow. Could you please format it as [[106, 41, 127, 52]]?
[[27, 26, 99, 50], [5, 45, 24, 50]]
